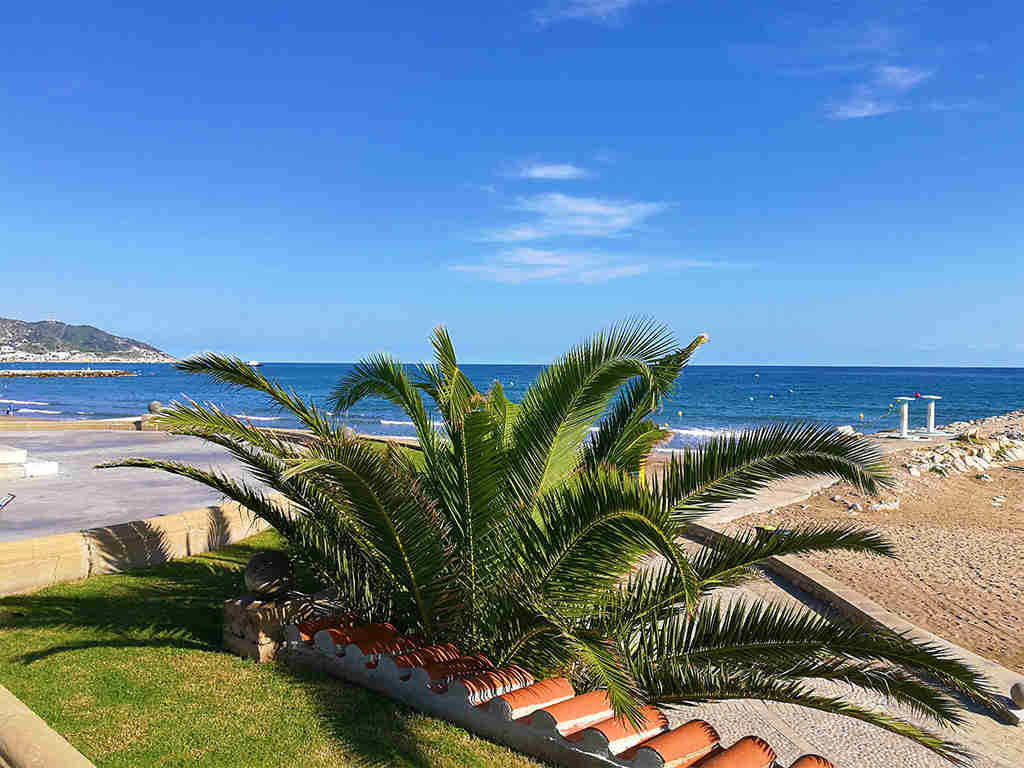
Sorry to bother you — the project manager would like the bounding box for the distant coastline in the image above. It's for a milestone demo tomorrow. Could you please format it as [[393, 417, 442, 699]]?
[[0, 354, 175, 364], [0, 369, 137, 379]]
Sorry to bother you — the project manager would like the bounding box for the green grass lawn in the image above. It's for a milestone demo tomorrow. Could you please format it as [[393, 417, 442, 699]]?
[[0, 530, 541, 768]]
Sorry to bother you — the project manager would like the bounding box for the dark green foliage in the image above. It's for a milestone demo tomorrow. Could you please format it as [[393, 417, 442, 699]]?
[[101, 319, 1003, 760]]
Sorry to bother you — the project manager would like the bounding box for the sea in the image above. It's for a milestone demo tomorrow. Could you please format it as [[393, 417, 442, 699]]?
[[1, 363, 1021, 450]]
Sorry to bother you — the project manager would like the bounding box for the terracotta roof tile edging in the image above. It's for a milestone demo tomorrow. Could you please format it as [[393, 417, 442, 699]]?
[[274, 611, 837, 768]]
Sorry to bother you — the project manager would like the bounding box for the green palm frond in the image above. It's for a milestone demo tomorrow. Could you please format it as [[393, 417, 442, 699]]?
[[583, 334, 708, 474], [281, 438, 450, 637], [152, 398, 301, 457], [508, 317, 678, 506], [631, 598, 1009, 723], [174, 354, 339, 439], [331, 352, 441, 454], [485, 379, 518, 449], [519, 470, 697, 608], [691, 523, 895, 594], [635, 665, 974, 767], [428, 325, 478, 430], [528, 597, 645, 730], [654, 422, 891, 523]]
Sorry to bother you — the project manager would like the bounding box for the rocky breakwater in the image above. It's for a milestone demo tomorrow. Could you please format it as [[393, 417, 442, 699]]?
[[0, 369, 136, 378], [901, 411, 1024, 487]]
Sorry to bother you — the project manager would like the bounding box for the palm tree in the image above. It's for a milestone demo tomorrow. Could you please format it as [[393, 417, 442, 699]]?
[[102, 319, 1009, 765]]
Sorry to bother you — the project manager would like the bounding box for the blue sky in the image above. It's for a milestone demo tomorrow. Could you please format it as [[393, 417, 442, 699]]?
[[2, 1, 1021, 365]]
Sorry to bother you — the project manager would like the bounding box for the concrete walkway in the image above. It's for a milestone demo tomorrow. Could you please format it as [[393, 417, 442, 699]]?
[[0, 430, 243, 541]]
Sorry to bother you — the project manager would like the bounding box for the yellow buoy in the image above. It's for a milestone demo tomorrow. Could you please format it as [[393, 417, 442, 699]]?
[[749, 396, 754, 401], [769, 394, 774, 399], [859, 413, 864, 420], [677, 410, 682, 417]]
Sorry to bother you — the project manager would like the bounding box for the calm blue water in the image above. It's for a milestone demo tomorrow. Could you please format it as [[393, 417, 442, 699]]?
[[1, 363, 1021, 449]]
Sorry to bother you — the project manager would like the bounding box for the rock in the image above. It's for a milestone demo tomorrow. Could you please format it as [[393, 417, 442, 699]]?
[[909, 467, 921, 477], [848, 502, 863, 512], [869, 500, 900, 511], [243, 551, 292, 595], [147, 400, 163, 414], [977, 473, 994, 482], [1011, 681, 1024, 708], [831, 495, 845, 503]]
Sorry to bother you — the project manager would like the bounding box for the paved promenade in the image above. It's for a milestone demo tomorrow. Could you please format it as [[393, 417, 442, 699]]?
[[0, 430, 242, 541]]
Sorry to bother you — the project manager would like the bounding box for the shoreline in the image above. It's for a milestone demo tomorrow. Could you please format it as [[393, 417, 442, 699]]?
[[4, 408, 1022, 438]]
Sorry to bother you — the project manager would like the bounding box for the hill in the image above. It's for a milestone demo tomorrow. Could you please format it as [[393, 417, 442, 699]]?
[[0, 318, 175, 362]]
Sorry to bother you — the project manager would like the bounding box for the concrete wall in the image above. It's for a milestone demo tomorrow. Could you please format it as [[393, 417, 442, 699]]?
[[0, 501, 272, 597]]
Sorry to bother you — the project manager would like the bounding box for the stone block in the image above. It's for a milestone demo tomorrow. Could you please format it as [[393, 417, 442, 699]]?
[[223, 592, 338, 663], [82, 519, 180, 575], [0, 532, 87, 596]]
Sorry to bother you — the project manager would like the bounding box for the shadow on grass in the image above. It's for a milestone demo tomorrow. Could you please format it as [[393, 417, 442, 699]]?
[[0, 531, 499, 767], [0, 534, 280, 650], [277, 659, 436, 768]]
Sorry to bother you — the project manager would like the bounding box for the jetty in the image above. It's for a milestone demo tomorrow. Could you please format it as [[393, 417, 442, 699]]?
[[0, 369, 136, 378]]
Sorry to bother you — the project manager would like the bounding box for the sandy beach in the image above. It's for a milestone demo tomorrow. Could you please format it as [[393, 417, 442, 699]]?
[[732, 411, 1024, 674]]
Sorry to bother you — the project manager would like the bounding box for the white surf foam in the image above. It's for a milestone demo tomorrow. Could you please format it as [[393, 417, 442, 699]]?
[[380, 419, 416, 426], [17, 408, 61, 414], [1, 399, 49, 405], [665, 427, 740, 438], [233, 414, 282, 422]]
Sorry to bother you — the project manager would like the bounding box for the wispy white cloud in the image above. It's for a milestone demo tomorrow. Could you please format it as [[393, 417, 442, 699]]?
[[519, 163, 588, 180], [829, 64, 932, 119], [483, 193, 669, 241], [829, 96, 899, 120], [875, 65, 932, 90], [452, 248, 728, 284], [738, 16, 969, 120], [534, 0, 639, 24]]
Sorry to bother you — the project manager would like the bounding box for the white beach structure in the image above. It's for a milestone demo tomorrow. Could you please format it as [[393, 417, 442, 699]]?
[[894, 396, 915, 439], [916, 394, 952, 436]]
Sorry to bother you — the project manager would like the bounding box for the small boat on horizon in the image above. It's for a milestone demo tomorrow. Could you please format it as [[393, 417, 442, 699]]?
[[247, 360, 262, 367]]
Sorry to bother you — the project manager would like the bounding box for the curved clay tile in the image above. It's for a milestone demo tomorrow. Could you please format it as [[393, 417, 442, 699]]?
[[530, 690, 614, 736], [294, 612, 358, 643], [488, 677, 575, 721], [422, 654, 494, 682], [389, 643, 462, 675], [619, 719, 721, 767], [789, 756, 834, 768], [568, 705, 668, 755], [449, 666, 534, 705], [691, 736, 775, 768], [313, 623, 397, 654]]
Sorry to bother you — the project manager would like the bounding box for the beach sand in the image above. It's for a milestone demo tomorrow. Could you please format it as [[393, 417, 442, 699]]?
[[733, 416, 1024, 674]]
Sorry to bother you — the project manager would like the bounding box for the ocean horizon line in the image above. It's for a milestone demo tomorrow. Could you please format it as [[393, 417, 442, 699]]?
[[7, 360, 1022, 369]]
